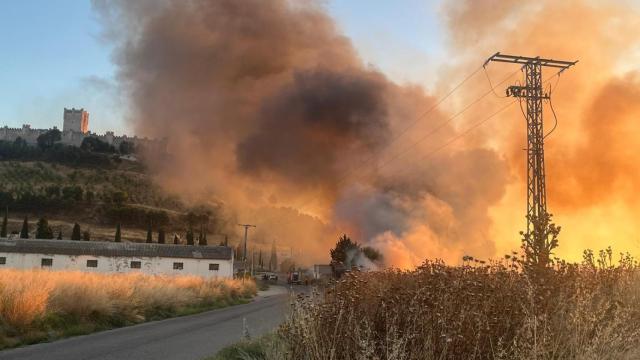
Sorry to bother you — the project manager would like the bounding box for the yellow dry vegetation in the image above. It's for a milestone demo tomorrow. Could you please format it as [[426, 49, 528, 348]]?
[[278, 254, 640, 360], [0, 269, 256, 347]]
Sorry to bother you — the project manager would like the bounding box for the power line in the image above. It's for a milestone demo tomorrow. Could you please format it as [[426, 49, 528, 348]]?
[[544, 98, 559, 139], [357, 68, 567, 184], [294, 63, 566, 213], [332, 65, 486, 185], [371, 99, 517, 182], [483, 66, 509, 98], [347, 68, 520, 183]]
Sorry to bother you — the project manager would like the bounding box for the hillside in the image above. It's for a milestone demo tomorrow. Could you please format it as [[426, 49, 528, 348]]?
[[0, 159, 220, 243]]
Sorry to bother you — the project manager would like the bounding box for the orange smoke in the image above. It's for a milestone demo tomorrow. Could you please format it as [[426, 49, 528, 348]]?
[[96, 0, 640, 268], [446, 0, 640, 262]]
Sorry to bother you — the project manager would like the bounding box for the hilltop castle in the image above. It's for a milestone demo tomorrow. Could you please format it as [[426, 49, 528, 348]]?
[[0, 108, 166, 152]]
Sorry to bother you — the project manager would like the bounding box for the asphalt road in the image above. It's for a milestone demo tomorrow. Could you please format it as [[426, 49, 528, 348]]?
[[0, 286, 290, 360]]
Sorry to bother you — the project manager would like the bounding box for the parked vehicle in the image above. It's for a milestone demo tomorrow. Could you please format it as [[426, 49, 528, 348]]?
[[261, 272, 278, 281], [287, 271, 302, 285]]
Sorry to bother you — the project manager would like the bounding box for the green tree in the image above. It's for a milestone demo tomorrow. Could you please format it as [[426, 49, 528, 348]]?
[[71, 223, 81, 240], [13, 137, 27, 147], [362, 246, 383, 264], [45, 185, 61, 198], [173, 233, 180, 245], [146, 225, 153, 243], [82, 230, 91, 241], [186, 229, 194, 245], [1, 207, 7, 238], [330, 234, 359, 264], [111, 191, 128, 206], [35, 218, 54, 239], [119, 141, 136, 155], [80, 137, 115, 153], [521, 212, 561, 276], [62, 186, 83, 202], [20, 216, 29, 239], [36, 129, 61, 150], [115, 223, 121, 243], [236, 244, 243, 260], [269, 241, 278, 272], [57, 230, 62, 240], [199, 228, 207, 246], [158, 228, 165, 244]]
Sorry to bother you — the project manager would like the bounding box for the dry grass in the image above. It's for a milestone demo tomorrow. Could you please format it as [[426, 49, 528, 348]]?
[[0, 269, 256, 348], [273, 253, 640, 360]]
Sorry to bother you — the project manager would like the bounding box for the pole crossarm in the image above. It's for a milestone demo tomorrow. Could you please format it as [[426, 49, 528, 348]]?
[[485, 52, 578, 69]]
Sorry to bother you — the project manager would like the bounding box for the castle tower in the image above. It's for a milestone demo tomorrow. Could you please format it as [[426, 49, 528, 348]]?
[[63, 108, 89, 133]]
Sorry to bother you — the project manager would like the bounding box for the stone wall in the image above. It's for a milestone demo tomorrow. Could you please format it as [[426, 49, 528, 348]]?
[[0, 125, 167, 153]]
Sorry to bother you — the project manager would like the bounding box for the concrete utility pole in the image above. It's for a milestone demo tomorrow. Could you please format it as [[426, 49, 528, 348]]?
[[485, 53, 577, 258], [237, 224, 256, 276]]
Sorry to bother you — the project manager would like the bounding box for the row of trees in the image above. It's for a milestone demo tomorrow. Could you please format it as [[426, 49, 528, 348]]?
[[0, 208, 224, 247], [0, 186, 122, 212], [0, 138, 112, 168], [233, 241, 279, 272], [0, 211, 92, 241], [144, 225, 215, 246]]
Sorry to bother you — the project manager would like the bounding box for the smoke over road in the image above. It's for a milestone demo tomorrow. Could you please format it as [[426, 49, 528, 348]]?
[[94, 0, 640, 266]]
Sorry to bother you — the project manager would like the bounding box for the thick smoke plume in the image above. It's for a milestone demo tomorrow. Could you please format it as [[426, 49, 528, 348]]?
[[445, 0, 640, 260], [93, 0, 507, 267], [92, 0, 640, 268]]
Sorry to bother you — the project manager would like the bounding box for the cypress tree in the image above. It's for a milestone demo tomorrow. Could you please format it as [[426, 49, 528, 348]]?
[[146, 225, 153, 243], [1, 207, 7, 238], [71, 223, 81, 240], [35, 218, 54, 239], [173, 233, 179, 245], [57, 231, 62, 240], [269, 241, 277, 272], [82, 230, 91, 241], [186, 229, 194, 245], [158, 228, 165, 244], [20, 216, 29, 239], [115, 223, 121, 243], [199, 231, 207, 246], [235, 244, 243, 260]]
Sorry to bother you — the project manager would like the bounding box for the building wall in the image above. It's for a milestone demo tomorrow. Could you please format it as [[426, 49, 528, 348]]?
[[0, 252, 233, 279], [0, 125, 49, 145], [0, 125, 167, 152]]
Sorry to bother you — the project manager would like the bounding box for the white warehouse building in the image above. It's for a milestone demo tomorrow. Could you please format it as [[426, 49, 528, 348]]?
[[0, 239, 234, 278]]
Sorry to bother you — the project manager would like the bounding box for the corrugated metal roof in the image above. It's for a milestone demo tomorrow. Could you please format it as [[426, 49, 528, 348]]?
[[0, 239, 232, 260]]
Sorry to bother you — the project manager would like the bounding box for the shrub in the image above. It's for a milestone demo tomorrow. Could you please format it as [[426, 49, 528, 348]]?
[[0, 270, 257, 348], [279, 255, 640, 360]]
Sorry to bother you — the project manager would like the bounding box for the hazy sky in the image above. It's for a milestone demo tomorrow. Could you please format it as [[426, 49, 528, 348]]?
[[0, 0, 444, 135]]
